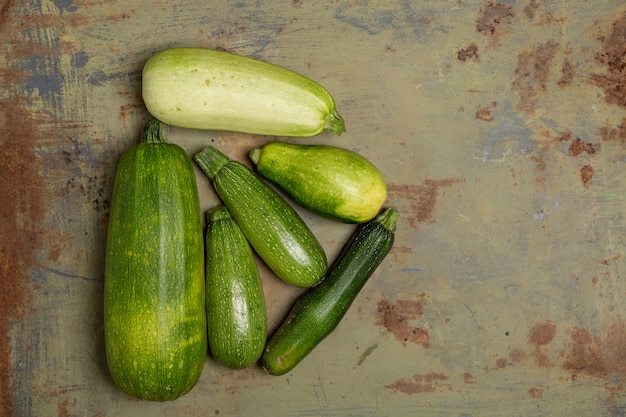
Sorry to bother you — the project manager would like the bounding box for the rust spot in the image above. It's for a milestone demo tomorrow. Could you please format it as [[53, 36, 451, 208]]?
[[600, 117, 626, 142], [561, 316, 626, 398], [457, 43, 479, 62], [476, 101, 497, 121], [529, 320, 557, 346], [558, 57, 576, 87], [387, 179, 464, 229], [476, 2, 515, 44], [528, 320, 557, 367], [523, 0, 541, 19], [561, 328, 603, 376], [496, 357, 508, 368], [569, 138, 596, 156], [590, 11, 626, 109], [512, 39, 560, 113], [528, 386, 544, 399], [376, 294, 430, 348], [463, 372, 476, 384], [509, 348, 528, 364], [385, 372, 449, 395], [600, 253, 621, 265], [580, 165, 595, 187], [118, 103, 141, 121], [523, 0, 565, 26]]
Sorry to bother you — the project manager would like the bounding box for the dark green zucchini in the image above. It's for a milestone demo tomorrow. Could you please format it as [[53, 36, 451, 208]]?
[[104, 118, 207, 401], [205, 205, 267, 369], [261, 207, 399, 376], [193, 146, 327, 288]]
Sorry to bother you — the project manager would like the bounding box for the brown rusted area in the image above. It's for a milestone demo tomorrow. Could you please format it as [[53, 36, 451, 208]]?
[[528, 387, 544, 399], [457, 43, 479, 62], [512, 39, 559, 113], [562, 328, 605, 376], [462, 372, 476, 384], [0, 97, 44, 417], [600, 253, 621, 265], [385, 372, 449, 395], [496, 357, 508, 368], [561, 317, 626, 395], [600, 117, 626, 142], [580, 165, 595, 187], [558, 57, 575, 87], [376, 293, 430, 348], [476, 2, 514, 43], [476, 101, 497, 121], [509, 348, 528, 364], [590, 11, 626, 109], [387, 179, 463, 229], [569, 138, 596, 156], [523, 0, 565, 26], [523, 0, 540, 19], [0, 4, 104, 415], [528, 320, 556, 367]]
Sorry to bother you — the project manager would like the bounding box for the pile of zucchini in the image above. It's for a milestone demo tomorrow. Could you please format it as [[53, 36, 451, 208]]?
[[104, 47, 399, 401]]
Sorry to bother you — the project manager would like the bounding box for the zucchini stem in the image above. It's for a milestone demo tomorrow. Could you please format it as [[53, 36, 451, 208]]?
[[140, 117, 165, 144], [194, 146, 230, 179], [324, 110, 346, 136], [248, 148, 261, 165], [206, 204, 232, 223], [375, 207, 399, 232]]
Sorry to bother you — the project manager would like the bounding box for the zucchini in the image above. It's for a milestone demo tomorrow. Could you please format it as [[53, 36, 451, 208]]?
[[261, 207, 399, 376], [249, 141, 387, 223], [142, 47, 345, 137], [104, 118, 206, 401], [204, 205, 267, 369], [194, 145, 327, 288]]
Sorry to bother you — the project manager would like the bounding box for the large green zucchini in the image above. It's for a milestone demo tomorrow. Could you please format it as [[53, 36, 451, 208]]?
[[104, 118, 206, 401]]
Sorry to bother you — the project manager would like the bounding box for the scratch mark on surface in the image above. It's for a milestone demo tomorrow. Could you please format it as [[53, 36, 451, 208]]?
[[38, 265, 102, 282], [357, 343, 378, 366], [464, 303, 483, 331]]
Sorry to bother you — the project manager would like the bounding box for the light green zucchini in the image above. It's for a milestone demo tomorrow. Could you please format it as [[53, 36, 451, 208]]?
[[142, 47, 345, 137], [249, 141, 387, 223]]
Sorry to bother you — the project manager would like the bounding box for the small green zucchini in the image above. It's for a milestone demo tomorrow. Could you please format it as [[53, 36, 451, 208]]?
[[204, 205, 267, 369], [261, 207, 399, 376], [142, 47, 345, 137], [194, 145, 327, 288], [104, 118, 206, 401], [249, 141, 387, 223]]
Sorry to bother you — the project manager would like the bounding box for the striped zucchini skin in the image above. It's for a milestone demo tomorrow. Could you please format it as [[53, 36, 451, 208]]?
[[142, 47, 345, 137], [261, 207, 398, 376], [205, 205, 267, 369], [104, 119, 206, 401], [194, 146, 327, 288], [250, 141, 387, 223]]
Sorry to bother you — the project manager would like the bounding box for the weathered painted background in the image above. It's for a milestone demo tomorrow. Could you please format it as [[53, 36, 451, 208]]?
[[3, 0, 626, 416]]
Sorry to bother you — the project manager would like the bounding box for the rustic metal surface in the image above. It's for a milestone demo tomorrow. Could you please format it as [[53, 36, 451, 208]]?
[[3, 1, 626, 416]]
